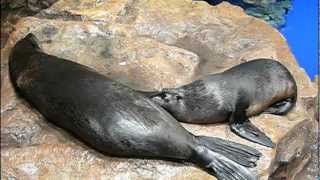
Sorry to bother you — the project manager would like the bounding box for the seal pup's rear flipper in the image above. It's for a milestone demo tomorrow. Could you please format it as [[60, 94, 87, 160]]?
[[263, 97, 296, 115], [197, 136, 261, 168], [192, 146, 257, 180], [230, 120, 275, 148]]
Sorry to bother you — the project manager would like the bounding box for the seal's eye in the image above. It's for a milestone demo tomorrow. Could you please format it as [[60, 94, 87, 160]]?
[[159, 93, 167, 99], [176, 95, 182, 101], [160, 93, 170, 103]]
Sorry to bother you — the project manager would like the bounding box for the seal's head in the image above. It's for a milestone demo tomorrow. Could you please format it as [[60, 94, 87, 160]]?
[[150, 90, 181, 106], [149, 90, 187, 119], [147, 84, 227, 123]]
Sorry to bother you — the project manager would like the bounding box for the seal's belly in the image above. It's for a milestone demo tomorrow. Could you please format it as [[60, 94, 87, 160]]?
[[182, 108, 230, 124]]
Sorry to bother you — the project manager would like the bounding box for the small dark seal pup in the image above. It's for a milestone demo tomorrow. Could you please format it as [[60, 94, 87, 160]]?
[[9, 34, 261, 180], [141, 59, 297, 148]]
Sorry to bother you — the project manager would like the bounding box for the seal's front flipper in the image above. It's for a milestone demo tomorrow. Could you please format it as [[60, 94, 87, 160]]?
[[230, 121, 275, 148], [197, 136, 261, 167], [263, 97, 295, 115], [192, 146, 257, 180]]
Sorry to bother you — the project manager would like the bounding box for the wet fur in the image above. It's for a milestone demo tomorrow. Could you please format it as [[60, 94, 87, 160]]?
[[9, 34, 261, 180], [142, 59, 297, 147]]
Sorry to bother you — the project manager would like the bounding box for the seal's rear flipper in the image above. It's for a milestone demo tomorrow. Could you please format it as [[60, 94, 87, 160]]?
[[263, 97, 295, 115], [230, 121, 275, 148], [197, 136, 261, 168], [192, 146, 257, 180]]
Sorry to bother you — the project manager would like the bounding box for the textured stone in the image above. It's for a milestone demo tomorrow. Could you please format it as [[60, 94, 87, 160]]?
[[294, 121, 318, 179], [202, 0, 292, 27], [1, 0, 57, 11], [3, 17, 200, 90], [1, 0, 317, 179]]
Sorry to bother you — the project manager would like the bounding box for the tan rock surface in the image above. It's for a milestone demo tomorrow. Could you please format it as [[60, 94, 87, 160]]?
[[1, 0, 317, 179]]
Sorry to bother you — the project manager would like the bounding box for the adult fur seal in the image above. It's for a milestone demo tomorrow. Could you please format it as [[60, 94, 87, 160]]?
[[9, 33, 261, 180], [141, 59, 297, 148]]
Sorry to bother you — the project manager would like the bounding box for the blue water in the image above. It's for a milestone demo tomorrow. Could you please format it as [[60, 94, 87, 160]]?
[[280, 0, 318, 80]]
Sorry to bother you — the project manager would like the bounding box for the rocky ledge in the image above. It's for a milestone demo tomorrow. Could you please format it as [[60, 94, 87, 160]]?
[[1, 0, 317, 179]]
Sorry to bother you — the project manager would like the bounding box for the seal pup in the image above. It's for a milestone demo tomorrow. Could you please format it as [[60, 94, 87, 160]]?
[[9, 33, 261, 180], [141, 59, 297, 148]]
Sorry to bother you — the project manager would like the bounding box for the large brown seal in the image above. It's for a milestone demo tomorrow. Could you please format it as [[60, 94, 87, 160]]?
[[141, 59, 297, 148], [9, 33, 261, 180]]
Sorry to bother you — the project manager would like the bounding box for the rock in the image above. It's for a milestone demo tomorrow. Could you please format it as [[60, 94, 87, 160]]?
[[1, 9, 24, 49], [312, 76, 319, 121], [294, 121, 319, 179], [273, 121, 318, 180], [244, 0, 291, 28], [3, 17, 200, 90], [8, 0, 26, 9], [202, 0, 292, 28], [1, 0, 317, 179], [0, 0, 57, 50], [1, 0, 57, 12]]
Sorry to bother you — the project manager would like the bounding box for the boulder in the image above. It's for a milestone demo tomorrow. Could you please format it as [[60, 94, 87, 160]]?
[[1, 0, 57, 12], [200, 0, 292, 27], [1, 0, 317, 179]]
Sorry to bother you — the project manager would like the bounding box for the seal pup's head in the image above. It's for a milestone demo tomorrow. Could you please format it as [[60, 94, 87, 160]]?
[[150, 90, 182, 106], [149, 89, 188, 120]]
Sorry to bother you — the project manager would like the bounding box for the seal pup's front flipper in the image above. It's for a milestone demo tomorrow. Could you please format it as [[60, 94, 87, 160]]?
[[228, 96, 275, 148], [230, 120, 275, 148], [197, 136, 262, 167], [192, 146, 257, 180], [229, 106, 275, 148]]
